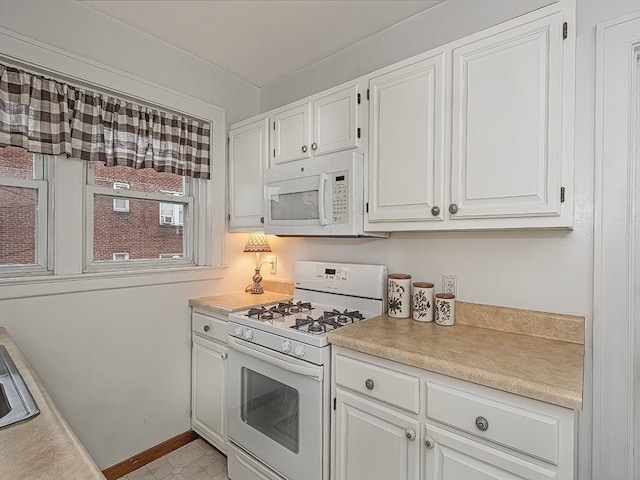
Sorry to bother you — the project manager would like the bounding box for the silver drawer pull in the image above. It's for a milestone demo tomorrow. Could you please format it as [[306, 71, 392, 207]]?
[[221, 352, 228, 360], [365, 379, 374, 390], [203, 325, 210, 332], [405, 428, 416, 441], [424, 436, 435, 449], [475, 416, 489, 431]]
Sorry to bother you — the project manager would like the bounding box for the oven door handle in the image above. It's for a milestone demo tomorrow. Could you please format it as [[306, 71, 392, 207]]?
[[228, 336, 324, 381]]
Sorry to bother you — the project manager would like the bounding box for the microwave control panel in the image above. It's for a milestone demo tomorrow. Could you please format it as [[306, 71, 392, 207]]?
[[332, 170, 349, 224]]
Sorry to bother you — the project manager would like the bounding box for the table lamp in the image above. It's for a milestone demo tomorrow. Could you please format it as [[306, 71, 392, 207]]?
[[244, 232, 274, 294]]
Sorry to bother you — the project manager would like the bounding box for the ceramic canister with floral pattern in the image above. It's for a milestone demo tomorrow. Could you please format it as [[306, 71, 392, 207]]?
[[412, 282, 435, 322], [387, 274, 412, 318], [435, 293, 456, 326]]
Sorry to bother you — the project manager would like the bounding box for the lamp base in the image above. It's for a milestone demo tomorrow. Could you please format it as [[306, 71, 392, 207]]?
[[249, 268, 264, 294]]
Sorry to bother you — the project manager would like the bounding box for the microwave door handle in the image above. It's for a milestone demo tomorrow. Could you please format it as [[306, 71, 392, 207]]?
[[318, 173, 328, 226]]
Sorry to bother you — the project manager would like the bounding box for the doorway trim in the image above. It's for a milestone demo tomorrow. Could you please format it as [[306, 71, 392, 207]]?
[[594, 11, 640, 480]]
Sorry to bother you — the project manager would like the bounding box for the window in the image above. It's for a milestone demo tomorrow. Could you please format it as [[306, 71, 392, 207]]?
[[159, 193, 184, 226], [85, 162, 194, 270], [0, 147, 49, 277], [112, 182, 130, 212]]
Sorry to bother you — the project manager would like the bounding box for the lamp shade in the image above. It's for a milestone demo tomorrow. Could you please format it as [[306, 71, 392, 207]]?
[[243, 232, 271, 253]]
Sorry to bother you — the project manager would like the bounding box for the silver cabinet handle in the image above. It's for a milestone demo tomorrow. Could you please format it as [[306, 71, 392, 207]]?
[[365, 379, 374, 390], [431, 206, 440, 216], [449, 203, 459, 214], [260, 216, 264, 224], [301, 145, 308, 153], [221, 352, 228, 360], [424, 436, 435, 449], [475, 416, 489, 431], [203, 325, 210, 332], [311, 142, 317, 150], [405, 429, 416, 441]]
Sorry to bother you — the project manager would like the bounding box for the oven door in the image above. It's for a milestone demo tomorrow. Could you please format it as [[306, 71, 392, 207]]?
[[227, 336, 325, 480]]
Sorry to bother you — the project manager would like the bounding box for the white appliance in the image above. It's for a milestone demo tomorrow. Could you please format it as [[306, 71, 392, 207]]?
[[264, 151, 387, 237], [227, 261, 387, 480]]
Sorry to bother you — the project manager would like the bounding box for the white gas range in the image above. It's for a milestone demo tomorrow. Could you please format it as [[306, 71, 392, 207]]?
[[226, 261, 387, 480]]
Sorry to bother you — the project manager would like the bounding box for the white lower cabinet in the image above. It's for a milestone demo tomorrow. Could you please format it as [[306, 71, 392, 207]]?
[[425, 424, 557, 480], [191, 310, 228, 453], [334, 389, 420, 480], [331, 347, 576, 480]]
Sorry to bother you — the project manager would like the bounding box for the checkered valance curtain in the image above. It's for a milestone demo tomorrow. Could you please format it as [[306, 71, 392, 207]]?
[[0, 64, 211, 179]]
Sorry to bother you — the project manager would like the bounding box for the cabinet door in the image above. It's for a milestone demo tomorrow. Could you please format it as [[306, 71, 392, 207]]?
[[228, 118, 268, 231], [368, 53, 446, 224], [425, 424, 557, 480], [313, 84, 359, 156], [450, 11, 565, 220], [273, 103, 312, 165], [192, 335, 227, 452], [335, 389, 420, 480]]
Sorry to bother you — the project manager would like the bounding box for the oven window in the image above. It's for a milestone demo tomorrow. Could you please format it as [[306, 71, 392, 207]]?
[[270, 191, 319, 221], [241, 367, 300, 453]]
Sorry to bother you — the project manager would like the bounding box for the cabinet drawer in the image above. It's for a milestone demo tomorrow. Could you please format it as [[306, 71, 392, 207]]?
[[426, 381, 559, 464], [193, 312, 227, 344], [334, 354, 419, 414]]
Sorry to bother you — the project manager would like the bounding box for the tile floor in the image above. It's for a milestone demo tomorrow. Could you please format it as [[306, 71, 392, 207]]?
[[116, 439, 228, 480]]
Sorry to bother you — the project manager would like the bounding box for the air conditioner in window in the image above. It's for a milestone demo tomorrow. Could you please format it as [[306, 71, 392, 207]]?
[[161, 215, 174, 225]]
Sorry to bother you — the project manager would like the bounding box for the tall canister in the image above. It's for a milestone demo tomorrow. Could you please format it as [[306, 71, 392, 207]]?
[[412, 282, 435, 322], [387, 274, 411, 318]]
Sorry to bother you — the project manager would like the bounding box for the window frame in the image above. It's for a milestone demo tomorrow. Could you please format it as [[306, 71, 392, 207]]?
[[112, 182, 130, 212], [0, 153, 52, 278], [84, 162, 196, 272]]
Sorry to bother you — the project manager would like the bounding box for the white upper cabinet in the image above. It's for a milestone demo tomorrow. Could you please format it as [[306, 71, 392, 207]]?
[[449, 9, 567, 223], [367, 52, 447, 224], [272, 103, 312, 165], [365, 1, 574, 231], [271, 83, 360, 166], [228, 117, 269, 232]]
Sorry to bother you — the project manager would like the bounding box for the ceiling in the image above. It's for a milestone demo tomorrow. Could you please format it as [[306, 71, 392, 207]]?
[[80, 0, 446, 88]]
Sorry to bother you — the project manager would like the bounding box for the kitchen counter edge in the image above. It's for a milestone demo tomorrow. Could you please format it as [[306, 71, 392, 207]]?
[[328, 315, 583, 410], [189, 291, 293, 316]]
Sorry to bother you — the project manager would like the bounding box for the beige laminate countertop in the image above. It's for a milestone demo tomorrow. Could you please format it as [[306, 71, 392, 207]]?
[[328, 314, 584, 410], [189, 291, 293, 316], [0, 327, 104, 480]]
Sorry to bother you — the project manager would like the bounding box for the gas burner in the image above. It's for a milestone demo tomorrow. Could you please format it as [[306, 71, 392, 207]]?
[[247, 305, 287, 320], [308, 321, 324, 333], [276, 301, 314, 315], [291, 314, 343, 334]]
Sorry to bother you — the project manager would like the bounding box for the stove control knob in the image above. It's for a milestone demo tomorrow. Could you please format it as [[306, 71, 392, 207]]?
[[233, 326, 244, 337], [294, 345, 306, 357], [243, 329, 254, 340], [281, 340, 291, 353]]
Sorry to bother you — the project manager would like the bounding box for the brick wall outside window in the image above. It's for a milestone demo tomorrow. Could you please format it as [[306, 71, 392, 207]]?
[[0, 148, 37, 265], [1, 147, 189, 265]]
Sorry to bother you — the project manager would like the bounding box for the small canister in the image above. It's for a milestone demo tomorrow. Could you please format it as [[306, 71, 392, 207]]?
[[435, 293, 456, 326], [412, 282, 435, 322], [387, 274, 411, 318]]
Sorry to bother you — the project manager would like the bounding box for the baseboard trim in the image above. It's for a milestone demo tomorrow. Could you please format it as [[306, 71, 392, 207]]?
[[102, 430, 200, 480]]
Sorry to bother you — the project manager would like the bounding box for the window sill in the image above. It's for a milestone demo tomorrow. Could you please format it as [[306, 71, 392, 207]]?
[[0, 265, 227, 301]]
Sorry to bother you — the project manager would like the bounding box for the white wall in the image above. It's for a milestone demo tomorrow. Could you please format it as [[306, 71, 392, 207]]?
[[0, 280, 230, 468], [260, 0, 557, 111], [0, 0, 259, 123]]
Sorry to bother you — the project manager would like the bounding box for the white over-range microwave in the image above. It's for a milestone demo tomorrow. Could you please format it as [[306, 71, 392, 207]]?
[[264, 151, 386, 237]]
